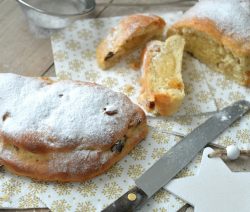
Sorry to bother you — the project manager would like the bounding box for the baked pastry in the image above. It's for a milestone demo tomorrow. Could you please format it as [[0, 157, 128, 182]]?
[[168, 0, 250, 86], [96, 14, 166, 70], [139, 35, 185, 116], [0, 73, 147, 182]]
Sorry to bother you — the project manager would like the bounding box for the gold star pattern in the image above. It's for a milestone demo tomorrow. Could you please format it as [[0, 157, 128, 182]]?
[[53, 183, 73, 195], [51, 32, 65, 42], [81, 50, 95, 60], [102, 182, 122, 200], [228, 91, 245, 102], [28, 181, 48, 194], [53, 50, 68, 62], [77, 29, 93, 39], [18, 193, 41, 208], [127, 164, 145, 179], [107, 164, 124, 179], [101, 77, 118, 88], [2, 178, 22, 196], [77, 181, 97, 197], [65, 40, 81, 51], [153, 188, 170, 203], [51, 200, 71, 212], [236, 129, 250, 143], [151, 148, 167, 160], [151, 131, 169, 144], [76, 201, 96, 212], [152, 207, 168, 212], [129, 144, 147, 160], [84, 71, 100, 82], [89, 19, 104, 29], [196, 91, 212, 103], [57, 71, 71, 80], [68, 59, 84, 72]]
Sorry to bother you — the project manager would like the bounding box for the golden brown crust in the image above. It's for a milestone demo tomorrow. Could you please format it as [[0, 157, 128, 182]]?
[[0, 73, 148, 182], [96, 14, 166, 70], [0, 121, 147, 182]]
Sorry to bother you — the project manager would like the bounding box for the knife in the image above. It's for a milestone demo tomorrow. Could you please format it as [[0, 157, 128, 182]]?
[[102, 100, 250, 212]]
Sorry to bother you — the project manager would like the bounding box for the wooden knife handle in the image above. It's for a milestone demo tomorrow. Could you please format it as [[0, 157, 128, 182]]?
[[101, 186, 148, 212]]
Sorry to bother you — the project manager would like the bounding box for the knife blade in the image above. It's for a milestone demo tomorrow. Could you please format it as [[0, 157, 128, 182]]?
[[102, 100, 250, 212]]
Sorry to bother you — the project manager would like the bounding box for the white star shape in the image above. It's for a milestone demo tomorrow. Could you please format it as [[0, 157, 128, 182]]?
[[165, 147, 250, 212]]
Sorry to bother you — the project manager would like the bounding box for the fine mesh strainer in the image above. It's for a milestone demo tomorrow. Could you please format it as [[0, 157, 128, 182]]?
[[17, 0, 96, 29]]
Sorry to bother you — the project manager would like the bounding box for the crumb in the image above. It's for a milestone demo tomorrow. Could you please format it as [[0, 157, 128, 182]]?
[[122, 84, 135, 96]]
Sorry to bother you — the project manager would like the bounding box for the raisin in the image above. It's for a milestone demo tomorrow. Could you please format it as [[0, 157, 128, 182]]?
[[104, 52, 114, 61], [111, 139, 125, 153], [2, 112, 10, 122]]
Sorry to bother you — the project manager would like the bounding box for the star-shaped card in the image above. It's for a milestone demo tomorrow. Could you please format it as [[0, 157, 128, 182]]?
[[165, 148, 250, 212]]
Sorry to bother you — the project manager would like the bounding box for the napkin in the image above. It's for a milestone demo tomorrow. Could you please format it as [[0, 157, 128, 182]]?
[[0, 170, 46, 208], [46, 11, 250, 211], [39, 11, 218, 211], [0, 12, 207, 212]]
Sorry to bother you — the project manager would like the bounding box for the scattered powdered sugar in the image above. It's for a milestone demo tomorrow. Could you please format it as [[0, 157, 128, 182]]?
[[0, 73, 141, 150], [106, 14, 162, 50], [240, 0, 250, 14], [220, 115, 229, 121], [183, 0, 250, 42], [219, 111, 232, 122]]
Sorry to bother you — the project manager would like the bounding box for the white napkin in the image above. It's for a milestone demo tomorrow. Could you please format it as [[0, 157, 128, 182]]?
[[0, 170, 46, 208], [42, 12, 218, 211]]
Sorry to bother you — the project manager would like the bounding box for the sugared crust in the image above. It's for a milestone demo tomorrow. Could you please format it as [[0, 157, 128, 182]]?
[[0, 73, 148, 182], [168, 0, 250, 57], [169, 18, 250, 57], [110, 14, 166, 43], [96, 14, 166, 69]]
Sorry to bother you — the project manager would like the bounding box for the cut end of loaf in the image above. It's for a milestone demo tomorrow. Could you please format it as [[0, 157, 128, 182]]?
[[168, 25, 250, 87]]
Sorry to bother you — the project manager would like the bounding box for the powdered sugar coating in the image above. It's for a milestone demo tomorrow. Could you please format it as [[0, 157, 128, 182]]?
[[183, 0, 250, 42], [106, 14, 165, 50], [0, 73, 143, 151]]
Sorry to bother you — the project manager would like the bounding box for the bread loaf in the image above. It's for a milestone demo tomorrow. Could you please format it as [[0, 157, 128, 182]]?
[[96, 14, 166, 70], [168, 0, 250, 86], [0, 74, 148, 182]]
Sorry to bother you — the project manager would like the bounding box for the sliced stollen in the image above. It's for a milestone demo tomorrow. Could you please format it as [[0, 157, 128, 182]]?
[[96, 14, 166, 70], [0, 73, 148, 182], [168, 0, 250, 86], [139, 35, 185, 116]]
